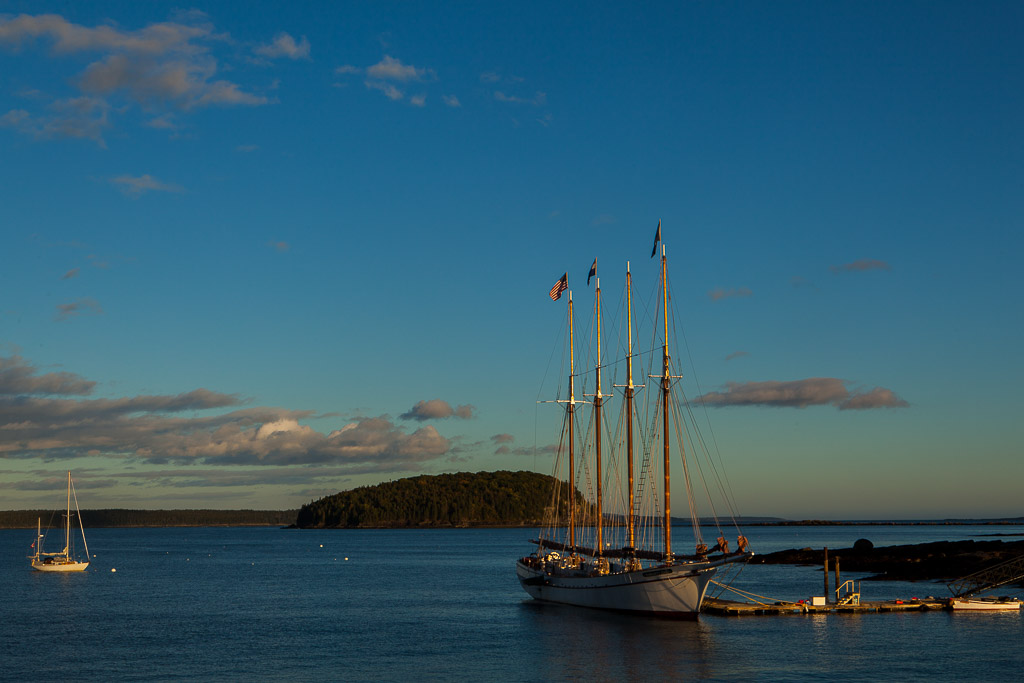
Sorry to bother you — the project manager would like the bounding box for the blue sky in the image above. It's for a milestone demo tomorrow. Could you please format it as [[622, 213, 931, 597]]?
[[1, 2, 1021, 518]]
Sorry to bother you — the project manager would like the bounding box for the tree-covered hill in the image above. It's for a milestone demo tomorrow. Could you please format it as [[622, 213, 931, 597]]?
[[295, 470, 587, 528]]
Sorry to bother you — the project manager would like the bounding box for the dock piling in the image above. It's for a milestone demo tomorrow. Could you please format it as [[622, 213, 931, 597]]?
[[823, 547, 829, 603], [835, 557, 841, 603]]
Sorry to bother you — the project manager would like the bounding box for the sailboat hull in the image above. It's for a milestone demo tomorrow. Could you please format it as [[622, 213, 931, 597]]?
[[31, 560, 89, 572], [516, 560, 716, 618]]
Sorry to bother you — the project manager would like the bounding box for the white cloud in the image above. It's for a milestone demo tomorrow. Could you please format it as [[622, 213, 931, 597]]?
[[365, 80, 403, 101], [400, 399, 475, 421], [708, 287, 753, 301], [0, 12, 271, 138], [0, 13, 208, 55], [0, 97, 110, 145], [54, 298, 103, 321], [367, 55, 434, 82], [341, 56, 452, 108], [256, 418, 312, 440], [0, 109, 30, 126], [494, 90, 546, 106], [254, 33, 310, 60], [191, 80, 268, 108], [697, 377, 909, 410], [830, 259, 892, 274], [110, 173, 183, 197], [0, 355, 95, 395], [145, 113, 176, 129], [0, 355, 455, 469]]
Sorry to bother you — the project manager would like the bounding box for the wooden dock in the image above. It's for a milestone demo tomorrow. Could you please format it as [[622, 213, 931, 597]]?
[[703, 597, 949, 616]]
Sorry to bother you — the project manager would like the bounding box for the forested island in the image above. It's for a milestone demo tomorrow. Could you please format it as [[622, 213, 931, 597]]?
[[294, 470, 587, 528], [0, 509, 297, 529]]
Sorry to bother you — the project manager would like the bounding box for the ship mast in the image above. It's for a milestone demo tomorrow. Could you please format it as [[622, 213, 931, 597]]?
[[660, 243, 673, 561], [624, 263, 636, 552], [593, 277, 603, 556], [567, 292, 576, 554]]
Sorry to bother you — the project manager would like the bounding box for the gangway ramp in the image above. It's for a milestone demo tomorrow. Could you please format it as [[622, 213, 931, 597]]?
[[947, 553, 1024, 598]]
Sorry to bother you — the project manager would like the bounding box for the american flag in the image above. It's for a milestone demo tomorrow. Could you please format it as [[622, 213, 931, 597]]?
[[549, 273, 568, 301]]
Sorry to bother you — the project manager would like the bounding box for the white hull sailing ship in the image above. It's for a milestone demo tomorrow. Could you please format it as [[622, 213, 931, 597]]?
[[30, 471, 90, 572], [517, 225, 753, 617]]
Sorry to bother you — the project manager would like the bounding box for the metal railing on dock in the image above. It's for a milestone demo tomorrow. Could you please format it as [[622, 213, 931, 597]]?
[[836, 579, 860, 606]]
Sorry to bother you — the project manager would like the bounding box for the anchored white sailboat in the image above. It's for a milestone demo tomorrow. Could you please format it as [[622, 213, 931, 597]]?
[[517, 224, 753, 617], [30, 471, 90, 572]]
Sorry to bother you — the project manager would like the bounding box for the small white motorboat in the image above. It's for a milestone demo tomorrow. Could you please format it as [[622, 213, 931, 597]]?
[[950, 597, 1023, 611]]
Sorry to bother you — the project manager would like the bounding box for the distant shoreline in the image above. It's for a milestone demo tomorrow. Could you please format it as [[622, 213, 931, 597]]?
[[1, 511, 1020, 530], [0, 509, 297, 529], [735, 519, 1024, 527]]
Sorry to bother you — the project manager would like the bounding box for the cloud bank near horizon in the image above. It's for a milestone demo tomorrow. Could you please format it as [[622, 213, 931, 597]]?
[[696, 377, 908, 411], [0, 355, 454, 471]]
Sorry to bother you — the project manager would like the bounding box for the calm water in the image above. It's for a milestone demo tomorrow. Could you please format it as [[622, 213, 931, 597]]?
[[3, 524, 1023, 681]]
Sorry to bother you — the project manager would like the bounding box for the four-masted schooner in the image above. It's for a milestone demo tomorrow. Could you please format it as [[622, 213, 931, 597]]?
[[516, 224, 753, 617]]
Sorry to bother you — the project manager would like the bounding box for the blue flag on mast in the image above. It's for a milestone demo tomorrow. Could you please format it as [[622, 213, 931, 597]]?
[[651, 219, 661, 258], [587, 258, 597, 286]]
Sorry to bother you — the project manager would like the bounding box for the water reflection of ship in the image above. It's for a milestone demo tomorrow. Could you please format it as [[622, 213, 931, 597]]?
[[520, 599, 717, 678]]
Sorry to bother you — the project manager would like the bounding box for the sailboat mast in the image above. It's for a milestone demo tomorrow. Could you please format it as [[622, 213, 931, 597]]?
[[661, 245, 672, 560], [567, 292, 576, 554], [72, 474, 90, 560], [625, 263, 636, 552], [65, 470, 71, 556], [594, 277, 603, 556]]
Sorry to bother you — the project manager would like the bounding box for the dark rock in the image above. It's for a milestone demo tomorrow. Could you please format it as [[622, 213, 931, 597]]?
[[854, 538, 874, 552], [752, 539, 1024, 583]]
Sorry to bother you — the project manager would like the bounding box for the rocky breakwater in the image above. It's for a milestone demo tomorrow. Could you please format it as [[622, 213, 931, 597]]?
[[754, 538, 1024, 582]]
